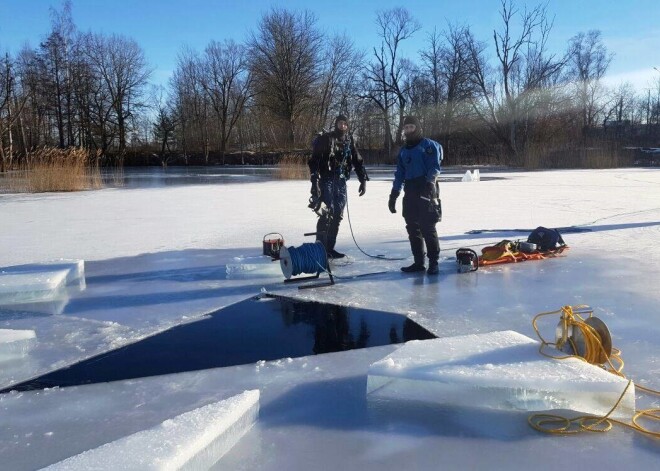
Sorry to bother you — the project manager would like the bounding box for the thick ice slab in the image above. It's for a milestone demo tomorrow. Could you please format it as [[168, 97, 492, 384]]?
[[225, 261, 282, 279], [0, 260, 85, 314], [43, 389, 259, 470], [0, 329, 36, 360], [367, 331, 635, 420]]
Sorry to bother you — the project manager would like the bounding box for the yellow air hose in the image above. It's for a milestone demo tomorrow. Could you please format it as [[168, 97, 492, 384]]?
[[529, 305, 659, 438]]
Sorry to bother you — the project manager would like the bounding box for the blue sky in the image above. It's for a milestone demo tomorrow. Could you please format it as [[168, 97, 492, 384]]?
[[1, 0, 659, 91]]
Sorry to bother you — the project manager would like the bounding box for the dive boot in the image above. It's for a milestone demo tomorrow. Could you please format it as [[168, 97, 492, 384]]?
[[427, 261, 439, 275], [328, 249, 346, 259], [401, 262, 426, 273]]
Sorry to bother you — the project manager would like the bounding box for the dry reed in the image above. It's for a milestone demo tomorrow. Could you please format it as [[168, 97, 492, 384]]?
[[6, 148, 103, 193], [277, 153, 309, 180]]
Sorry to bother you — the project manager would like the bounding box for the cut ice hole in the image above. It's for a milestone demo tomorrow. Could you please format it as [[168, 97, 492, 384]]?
[[2, 295, 435, 392]]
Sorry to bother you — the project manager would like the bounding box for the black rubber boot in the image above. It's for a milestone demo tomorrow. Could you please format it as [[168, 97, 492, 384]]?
[[402, 231, 426, 272], [325, 214, 342, 253], [421, 226, 440, 266], [316, 215, 329, 250], [328, 249, 345, 259], [427, 261, 439, 275], [401, 262, 426, 273], [403, 218, 427, 272]]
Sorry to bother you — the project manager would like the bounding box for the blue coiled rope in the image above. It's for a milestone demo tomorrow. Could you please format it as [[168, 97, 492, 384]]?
[[288, 242, 328, 276]]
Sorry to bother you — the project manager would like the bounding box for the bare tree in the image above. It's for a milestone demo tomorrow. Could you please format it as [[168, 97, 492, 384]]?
[[418, 28, 444, 137], [171, 47, 211, 162], [200, 40, 252, 163], [82, 32, 151, 159], [53, 0, 76, 145], [0, 52, 15, 171], [420, 25, 476, 147], [79, 36, 116, 156], [315, 34, 363, 131], [0, 49, 30, 171], [379, 7, 420, 146], [465, 0, 564, 163], [151, 86, 178, 165], [14, 47, 43, 154], [29, 0, 77, 149], [69, 38, 97, 150], [405, 64, 433, 118], [566, 30, 612, 135], [606, 82, 636, 124], [420, 29, 444, 108], [361, 43, 395, 156], [492, 0, 545, 156], [360, 8, 420, 156], [38, 32, 68, 148], [248, 8, 322, 146], [651, 75, 660, 128], [463, 27, 502, 144], [35, 2, 66, 147]]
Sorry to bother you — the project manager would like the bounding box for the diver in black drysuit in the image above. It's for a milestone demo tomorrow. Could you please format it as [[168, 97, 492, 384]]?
[[308, 115, 369, 259]]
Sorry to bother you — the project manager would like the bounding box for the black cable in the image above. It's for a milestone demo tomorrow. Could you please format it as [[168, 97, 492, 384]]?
[[344, 186, 407, 261], [318, 137, 407, 262], [344, 184, 529, 259]]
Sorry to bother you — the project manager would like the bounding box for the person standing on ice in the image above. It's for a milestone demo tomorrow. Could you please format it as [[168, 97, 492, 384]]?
[[308, 114, 369, 259], [388, 116, 443, 275]]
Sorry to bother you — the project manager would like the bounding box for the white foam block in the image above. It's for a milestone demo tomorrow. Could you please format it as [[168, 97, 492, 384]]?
[[44, 389, 260, 470], [367, 331, 634, 419], [0, 329, 36, 360]]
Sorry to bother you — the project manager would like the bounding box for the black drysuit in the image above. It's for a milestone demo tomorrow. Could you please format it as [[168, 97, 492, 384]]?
[[308, 131, 368, 252]]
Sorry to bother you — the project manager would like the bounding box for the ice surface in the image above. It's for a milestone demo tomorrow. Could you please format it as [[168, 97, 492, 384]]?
[[1, 169, 659, 470], [367, 331, 635, 419], [43, 389, 259, 470], [0, 260, 86, 314], [0, 329, 36, 360]]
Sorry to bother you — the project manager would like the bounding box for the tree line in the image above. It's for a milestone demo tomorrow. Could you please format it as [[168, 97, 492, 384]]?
[[1, 0, 659, 171]]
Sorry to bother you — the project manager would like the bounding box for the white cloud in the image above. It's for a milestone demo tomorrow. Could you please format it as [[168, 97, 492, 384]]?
[[602, 67, 660, 91]]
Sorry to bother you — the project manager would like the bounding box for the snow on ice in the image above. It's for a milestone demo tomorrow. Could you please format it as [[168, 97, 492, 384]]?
[[1, 168, 659, 470], [44, 390, 259, 470]]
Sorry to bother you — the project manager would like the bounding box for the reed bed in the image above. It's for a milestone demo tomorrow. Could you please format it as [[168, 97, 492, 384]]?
[[6, 148, 103, 193], [277, 153, 310, 180]]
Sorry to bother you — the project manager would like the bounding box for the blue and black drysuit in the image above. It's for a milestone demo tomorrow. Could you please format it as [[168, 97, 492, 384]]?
[[308, 131, 369, 253], [390, 137, 443, 265]]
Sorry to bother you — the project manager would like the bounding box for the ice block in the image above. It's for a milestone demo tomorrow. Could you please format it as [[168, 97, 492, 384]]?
[[367, 330, 634, 419], [44, 389, 260, 470]]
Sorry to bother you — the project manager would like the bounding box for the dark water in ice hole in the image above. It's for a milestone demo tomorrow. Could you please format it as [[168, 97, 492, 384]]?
[[2, 295, 436, 392]]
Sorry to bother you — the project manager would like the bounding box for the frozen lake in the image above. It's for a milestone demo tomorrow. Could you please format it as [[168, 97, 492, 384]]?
[[98, 165, 506, 188], [0, 164, 506, 193], [1, 167, 658, 469]]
